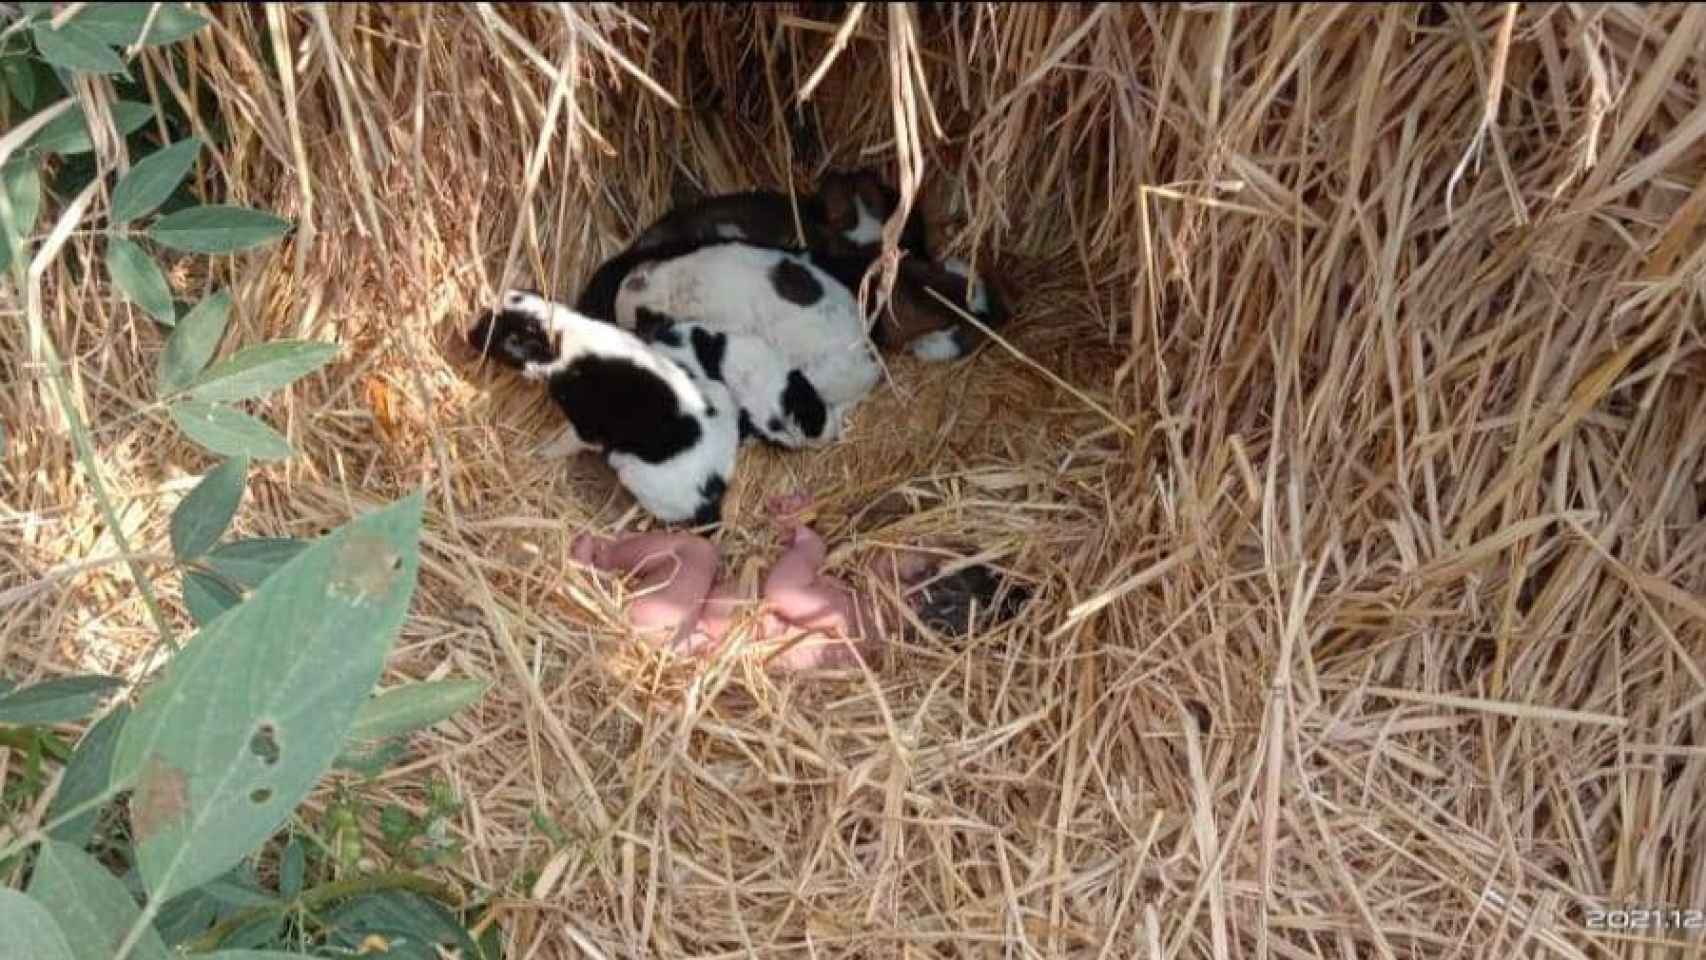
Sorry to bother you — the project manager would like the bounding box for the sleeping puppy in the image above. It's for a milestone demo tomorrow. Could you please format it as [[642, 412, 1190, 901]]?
[[612, 240, 882, 439], [630, 306, 841, 450], [467, 290, 738, 526]]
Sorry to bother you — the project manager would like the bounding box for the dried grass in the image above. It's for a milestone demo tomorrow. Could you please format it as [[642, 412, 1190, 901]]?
[[5, 2, 1706, 957]]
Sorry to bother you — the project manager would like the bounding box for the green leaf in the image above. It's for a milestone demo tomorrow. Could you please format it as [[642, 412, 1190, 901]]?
[[26, 841, 170, 960], [46, 703, 131, 848], [205, 538, 308, 590], [156, 290, 232, 392], [183, 571, 242, 627], [148, 205, 292, 254], [0, 158, 43, 273], [170, 456, 248, 562], [2, 55, 39, 110], [68, 3, 212, 48], [322, 891, 478, 960], [0, 889, 78, 960], [110, 137, 201, 224], [0, 675, 123, 726], [168, 400, 293, 461], [31, 22, 128, 76], [180, 341, 340, 404], [28, 100, 153, 156], [106, 237, 175, 323], [278, 837, 304, 899], [110, 492, 425, 904], [349, 680, 489, 743]]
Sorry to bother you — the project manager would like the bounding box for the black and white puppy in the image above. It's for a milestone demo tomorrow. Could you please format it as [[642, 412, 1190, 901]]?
[[466, 290, 738, 526], [575, 170, 1007, 364], [612, 241, 882, 440], [630, 306, 838, 450]]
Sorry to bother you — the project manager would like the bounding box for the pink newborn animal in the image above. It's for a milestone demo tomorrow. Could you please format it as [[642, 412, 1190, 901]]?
[[570, 496, 939, 671]]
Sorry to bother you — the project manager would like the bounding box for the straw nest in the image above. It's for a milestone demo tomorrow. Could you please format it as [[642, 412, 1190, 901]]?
[[6, 3, 1706, 957]]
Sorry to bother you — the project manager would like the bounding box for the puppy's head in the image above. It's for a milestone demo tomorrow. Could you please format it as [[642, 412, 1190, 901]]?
[[467, 290, 556, 368]]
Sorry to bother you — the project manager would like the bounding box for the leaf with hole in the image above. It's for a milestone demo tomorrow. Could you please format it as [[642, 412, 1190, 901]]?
[[149, 204, 292, 255], [183, 570, 242, 627], [156, 290, 232, 393], [110, 491, 425, 903], [28, 100, 153, 156], [179, 340, 340, 404], [111, 137, 201, 224], [0, 158, 42, 274], [106, 237, 176, 323], [169, 400, 293, 461], [68, 3, 211, 48], [205, 538, 307, 590], [26, 841, 170, 960], [0, 889, 77, 960], [30, 22, 127, 76], [0, 675, 123, 726], [349, 680, 490, 743], [170, 456, 248, 562], [46, 703, 130, 848]]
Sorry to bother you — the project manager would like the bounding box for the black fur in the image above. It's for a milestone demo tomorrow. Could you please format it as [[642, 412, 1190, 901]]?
[[769, 258, 824, 306], [542, 353, 704, 465], [468, 305, 707, 466], [634, 307, 681, 345], [780, 369, 828, 439], [913, 565, 1033, 637], [688, 327, 727, 382], [467, 309, 554, 367], [692, 475, 727, 526]]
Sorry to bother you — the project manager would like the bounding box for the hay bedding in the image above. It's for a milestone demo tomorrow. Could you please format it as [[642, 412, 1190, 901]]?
[[5, 3, 1706, 957]]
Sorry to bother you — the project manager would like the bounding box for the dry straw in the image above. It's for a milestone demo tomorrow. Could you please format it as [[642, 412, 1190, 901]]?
[[4, 3, 1706, 957]]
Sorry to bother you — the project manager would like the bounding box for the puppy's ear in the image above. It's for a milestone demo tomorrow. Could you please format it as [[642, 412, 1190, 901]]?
[[781, 369, 829, 440]]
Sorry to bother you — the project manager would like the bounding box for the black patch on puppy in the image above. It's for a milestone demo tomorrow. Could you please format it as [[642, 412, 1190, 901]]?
[[689, 327, 728, 382], [769, 258, 824, 306], [634, 307, 680, 345], [914, 565, 1033, 637], [544, 353, 703, 465], [780, 369, 828, 439], [693, 475, 727, 526], [767, 416, 784, 433], [467, 309, 554, 368], [738, 409, 758, 441]]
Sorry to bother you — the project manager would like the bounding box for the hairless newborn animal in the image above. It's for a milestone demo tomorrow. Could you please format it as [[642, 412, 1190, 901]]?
[[572, 495, 1027, 672]]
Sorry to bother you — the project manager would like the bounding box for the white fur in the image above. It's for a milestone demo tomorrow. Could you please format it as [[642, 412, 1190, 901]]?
[[910, 329, 964, 362], [843, 196, 884, 247], [650, 320, 842, 448], [715, 222, 746, 240], [500, 291, 736, 524], [613, 243, 881, 418], [942, 257, 989, 315]]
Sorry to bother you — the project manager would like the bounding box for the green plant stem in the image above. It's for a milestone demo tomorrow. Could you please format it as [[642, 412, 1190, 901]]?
[[36, 334, 180, 653], [179, 871, 465, 954]]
